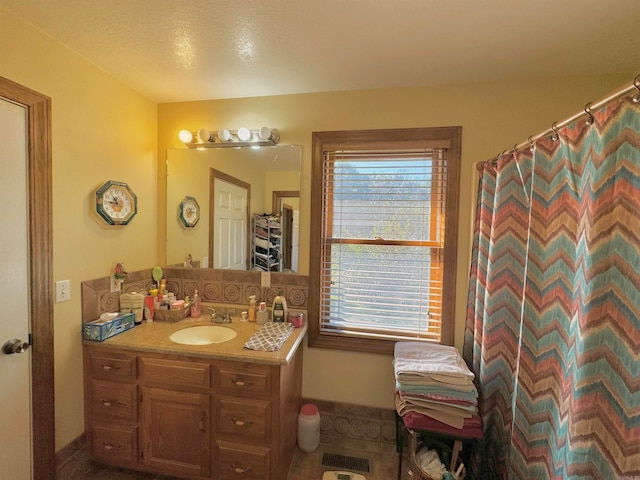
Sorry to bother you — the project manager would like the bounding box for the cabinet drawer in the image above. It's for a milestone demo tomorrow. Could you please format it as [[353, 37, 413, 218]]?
[[91, 424, 138, 468], [216, 441, 270, 480], [90, 380, 137, 422], [139, 357, 210, 389], [215, 364, 272, 396], [215, 397, 270, 442], [88, 351, 136, 381]]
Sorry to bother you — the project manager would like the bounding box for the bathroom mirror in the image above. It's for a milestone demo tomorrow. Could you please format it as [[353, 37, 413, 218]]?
[[166, 145, 302, 272]]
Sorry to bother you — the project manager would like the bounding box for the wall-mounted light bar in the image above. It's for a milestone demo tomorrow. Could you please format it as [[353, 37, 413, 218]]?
[[178, 127, 280, 148]]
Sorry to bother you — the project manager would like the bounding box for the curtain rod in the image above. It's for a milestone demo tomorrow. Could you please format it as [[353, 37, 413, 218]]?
[[492, 73, 640, 161]]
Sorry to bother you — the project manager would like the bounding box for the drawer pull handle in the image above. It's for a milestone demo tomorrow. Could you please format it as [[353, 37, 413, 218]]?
[[231, 378, 254, 387], [231, 418, 253, 427], [101, 399, 127, 408], [102, 442, 119, 451], [231, 464, 252, 474], [101, 364, 121, 371]]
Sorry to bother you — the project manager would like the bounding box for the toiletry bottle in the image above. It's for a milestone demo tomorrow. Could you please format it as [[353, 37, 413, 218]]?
[[191, 289, 201, 317], [144, 294, 154, 322], [257, 302, 269, 324], [248, 294, 257, 322], [119, 293, 132, 314], [272, 289, 287, 322], [130, 292, 144, 325]]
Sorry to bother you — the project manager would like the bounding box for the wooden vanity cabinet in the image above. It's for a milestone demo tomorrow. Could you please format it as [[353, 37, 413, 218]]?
[[83, 344, 303, 480], [84, 349, 138, 468]]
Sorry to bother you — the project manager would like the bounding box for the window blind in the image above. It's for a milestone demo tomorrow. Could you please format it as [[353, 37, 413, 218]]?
[[320, 148, 447, 342]]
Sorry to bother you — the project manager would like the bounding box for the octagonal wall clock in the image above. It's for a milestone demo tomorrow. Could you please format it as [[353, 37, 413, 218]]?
[[179, 195, 200, 228], [95, 180, 138, 225]]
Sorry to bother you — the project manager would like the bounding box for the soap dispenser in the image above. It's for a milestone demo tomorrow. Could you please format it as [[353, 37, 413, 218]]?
[[272, 289, 287, 323]]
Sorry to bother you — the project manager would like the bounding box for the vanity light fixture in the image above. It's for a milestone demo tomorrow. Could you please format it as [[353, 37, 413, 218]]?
[[178, 127, 280, 148]]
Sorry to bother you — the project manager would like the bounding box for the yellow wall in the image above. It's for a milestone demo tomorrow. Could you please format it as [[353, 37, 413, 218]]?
[[158, 72, 632, 409], [1, 8, 157, 450], [2, 4, 635, 453]]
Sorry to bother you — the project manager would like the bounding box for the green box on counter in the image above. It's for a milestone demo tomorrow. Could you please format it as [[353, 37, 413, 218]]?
[[82, 312, 135, 342]]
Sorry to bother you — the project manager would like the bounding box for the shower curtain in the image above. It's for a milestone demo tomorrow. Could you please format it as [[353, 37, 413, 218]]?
[[464, 95, 640, 479]]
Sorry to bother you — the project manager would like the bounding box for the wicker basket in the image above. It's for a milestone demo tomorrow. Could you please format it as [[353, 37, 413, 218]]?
[[407, 429, 465, 480], [153, 304, 190, 322]]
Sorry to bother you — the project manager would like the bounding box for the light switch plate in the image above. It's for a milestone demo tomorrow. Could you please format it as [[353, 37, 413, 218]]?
[[261, 272, 271, 288], [55, 279, 71, 303]]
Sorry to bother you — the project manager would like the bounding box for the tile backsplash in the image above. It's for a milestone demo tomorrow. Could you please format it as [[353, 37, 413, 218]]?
[[81, 267, 309, 323], [306, 398, 398, 452]]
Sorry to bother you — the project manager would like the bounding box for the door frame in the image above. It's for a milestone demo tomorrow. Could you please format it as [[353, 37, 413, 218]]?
[[0, 76, 54, 479]]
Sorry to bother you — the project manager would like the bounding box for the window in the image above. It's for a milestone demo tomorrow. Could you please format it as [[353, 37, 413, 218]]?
[[309, 127, 461, 354]]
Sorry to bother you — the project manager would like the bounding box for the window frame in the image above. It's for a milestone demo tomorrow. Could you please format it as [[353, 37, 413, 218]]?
[[309, 127, 462, 354]]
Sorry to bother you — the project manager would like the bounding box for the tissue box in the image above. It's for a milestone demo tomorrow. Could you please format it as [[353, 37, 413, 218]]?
[[82, 312, 135, 342]]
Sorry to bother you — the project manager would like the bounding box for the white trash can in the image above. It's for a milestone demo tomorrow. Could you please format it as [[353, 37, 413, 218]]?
[[297, 403, 320, 452]]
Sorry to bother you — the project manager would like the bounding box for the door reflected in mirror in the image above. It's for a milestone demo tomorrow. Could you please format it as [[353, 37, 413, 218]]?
[[166, 145, 302, 272]]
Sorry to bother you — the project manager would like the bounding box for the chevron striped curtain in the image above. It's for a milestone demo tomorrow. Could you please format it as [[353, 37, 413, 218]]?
[[465, 95, 640, 479]]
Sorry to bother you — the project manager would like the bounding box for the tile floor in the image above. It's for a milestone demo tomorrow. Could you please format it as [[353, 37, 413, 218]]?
[[55, 440, 414, 480]]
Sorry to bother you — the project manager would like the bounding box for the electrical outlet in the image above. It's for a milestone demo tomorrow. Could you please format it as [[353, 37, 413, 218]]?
[[261, 272, 271, 288], [202, 256, 209, 268], [55, 280, 71, 303], [110, 275, 122, 293]]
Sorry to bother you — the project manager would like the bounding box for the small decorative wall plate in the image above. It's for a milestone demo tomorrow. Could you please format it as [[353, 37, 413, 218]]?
[[95, 180, 137, 225], [179, 196, 200, 228]]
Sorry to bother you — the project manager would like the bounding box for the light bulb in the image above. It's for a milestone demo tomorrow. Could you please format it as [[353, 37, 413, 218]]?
[[258, 127, 272, 140], [217, 129, 232, 142], [178, 129, 194, 143], [198, 129, 213, 142], [237, 127, 251, 141]]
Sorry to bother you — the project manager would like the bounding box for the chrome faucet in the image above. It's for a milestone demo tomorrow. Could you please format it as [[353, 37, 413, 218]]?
[[208, 307, 234, 323]]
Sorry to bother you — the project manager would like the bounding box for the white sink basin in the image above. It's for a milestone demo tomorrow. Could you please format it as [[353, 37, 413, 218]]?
[[169, 325, 237, 345]]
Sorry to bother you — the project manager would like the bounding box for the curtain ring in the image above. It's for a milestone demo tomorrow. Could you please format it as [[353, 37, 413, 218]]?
[[584, 102, 594, 126], [633, 74, 640, 104], [527, 136, 535, 152], [550, 122, 560, 141]]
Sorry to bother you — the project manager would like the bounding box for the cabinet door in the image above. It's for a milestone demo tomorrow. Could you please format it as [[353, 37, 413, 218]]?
[[141, 387, 210, 477]]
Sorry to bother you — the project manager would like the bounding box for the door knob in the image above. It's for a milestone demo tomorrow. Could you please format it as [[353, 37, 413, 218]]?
[[2, 338, 30, 355]]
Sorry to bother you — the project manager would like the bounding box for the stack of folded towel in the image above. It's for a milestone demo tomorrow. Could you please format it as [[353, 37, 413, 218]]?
[[394, 342, 482, 439]]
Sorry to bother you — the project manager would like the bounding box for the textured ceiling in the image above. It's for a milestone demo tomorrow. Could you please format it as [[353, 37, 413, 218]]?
[[2, 0, 639, 103]]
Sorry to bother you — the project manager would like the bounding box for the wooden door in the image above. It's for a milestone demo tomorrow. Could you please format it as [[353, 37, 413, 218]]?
[[141, 387, 211, 477], [212, 177, 248, 270], [0, 78, 53, 480]]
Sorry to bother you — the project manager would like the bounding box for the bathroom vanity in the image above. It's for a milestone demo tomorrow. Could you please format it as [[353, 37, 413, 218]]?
[[83, 316, 306, 480]]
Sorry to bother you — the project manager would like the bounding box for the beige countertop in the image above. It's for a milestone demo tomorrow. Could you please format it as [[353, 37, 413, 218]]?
[[83, 313, 307, 365]]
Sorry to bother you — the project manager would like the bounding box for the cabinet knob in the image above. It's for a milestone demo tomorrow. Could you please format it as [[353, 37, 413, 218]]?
[[231, 378, 254, 387], [231, 418, 253, 428], [231, 464, 252, 474]]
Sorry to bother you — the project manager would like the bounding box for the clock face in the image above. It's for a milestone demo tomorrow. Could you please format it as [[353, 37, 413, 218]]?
[[179, 196, 200, 228], [96, 180, 137, 225]]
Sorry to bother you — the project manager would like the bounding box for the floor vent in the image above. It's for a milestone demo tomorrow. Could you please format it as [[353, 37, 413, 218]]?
[[321, 452, 371, 473]]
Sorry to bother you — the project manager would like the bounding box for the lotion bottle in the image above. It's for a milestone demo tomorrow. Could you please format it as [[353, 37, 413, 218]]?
[[191, 289, 201, 317], [272, 289, 287, 322], [257, 302, 269, 324], [248, 294, 257, 322]]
